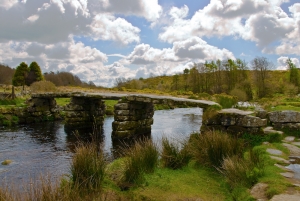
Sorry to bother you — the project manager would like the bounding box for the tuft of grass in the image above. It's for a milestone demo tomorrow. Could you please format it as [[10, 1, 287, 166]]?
[[161, 138, 191, 169], [120, 139, 159, 188], [188, 131, 245, 169], [220, 148, 266, 188], [71, 141, 106, 192]]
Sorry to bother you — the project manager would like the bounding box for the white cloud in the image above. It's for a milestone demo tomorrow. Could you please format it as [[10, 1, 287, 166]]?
[[277, 56, 300, 70], [0, 0, 18, 9], [173, 37, 235, 61], [89, 13, 140, 45], [101, 0, 162, 22], [0, 0, 141, 45], [169, 5, 189, 19], [159, 0, 299, 55]]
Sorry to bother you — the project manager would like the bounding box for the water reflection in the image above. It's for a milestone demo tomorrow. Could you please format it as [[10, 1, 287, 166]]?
[[0, 108, 202, 186]]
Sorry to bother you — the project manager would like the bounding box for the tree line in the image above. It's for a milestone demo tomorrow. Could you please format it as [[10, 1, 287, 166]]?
[[115, 57, 300, 100], [0, 62, 97, 88]]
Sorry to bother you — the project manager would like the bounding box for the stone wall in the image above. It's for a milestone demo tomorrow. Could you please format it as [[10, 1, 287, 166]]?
[[64, 97, 105, 131], [112, 97, 154, 139]]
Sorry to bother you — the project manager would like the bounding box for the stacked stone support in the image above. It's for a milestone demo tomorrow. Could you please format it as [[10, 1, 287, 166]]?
[[24, 97, 61, 123], [64, 97, 105, 130], [112, 97, 154, 139]]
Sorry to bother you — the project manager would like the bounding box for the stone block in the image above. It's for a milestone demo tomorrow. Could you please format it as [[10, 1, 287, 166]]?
[[238, 116, 267, 127], [115, 110, 130, 116], [112, 121, 138, 131], [114, 103, 129, 110], [227, 126, 247, 134], [269, 110, 300, 123], [112, 130, 136, 138]]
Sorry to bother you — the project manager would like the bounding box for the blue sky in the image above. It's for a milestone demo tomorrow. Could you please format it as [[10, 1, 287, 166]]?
[[0, 0, 299, 86]]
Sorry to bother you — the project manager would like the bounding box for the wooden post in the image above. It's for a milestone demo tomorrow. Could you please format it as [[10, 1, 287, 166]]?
[[11, 86, 16, 99]]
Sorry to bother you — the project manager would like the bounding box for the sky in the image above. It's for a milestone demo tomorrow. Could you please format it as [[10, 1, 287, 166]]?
[[0, 0, 300, 87]]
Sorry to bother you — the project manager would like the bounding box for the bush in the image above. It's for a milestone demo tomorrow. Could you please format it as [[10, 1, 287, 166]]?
[[188, 131, 245, 169], [71, 142, 106, 191], [230, 88, 248, 102], [121, 139, 159, 187], [213, 94, 238, 108], [30, 80, 56, 93], [161, 138, 191, 169]]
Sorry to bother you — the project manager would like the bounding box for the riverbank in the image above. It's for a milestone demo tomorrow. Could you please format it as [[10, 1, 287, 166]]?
[[2, 127, 300, 200]]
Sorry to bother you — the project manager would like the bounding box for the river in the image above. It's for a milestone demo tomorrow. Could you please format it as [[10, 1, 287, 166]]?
[[0, 108, 202, 186]]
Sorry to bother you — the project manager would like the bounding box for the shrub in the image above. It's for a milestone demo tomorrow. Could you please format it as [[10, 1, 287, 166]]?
[[197, 92, 212, 100], [161, 138, 191, 169], [213, 94, 238, 108], [230, 88, 248, 102], [188, 131, 245, 169], [71, 142, 106, 191], [121, 139, 159, 187], [30, 80, 57, 93]]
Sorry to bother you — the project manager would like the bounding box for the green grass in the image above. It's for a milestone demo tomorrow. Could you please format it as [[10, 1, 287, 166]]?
[[270, 105, 300, 112], [104, 100, 118, 115], [55, 98, 70, 106], [0, 98, 27, 108], [129, 163, 231, 201]]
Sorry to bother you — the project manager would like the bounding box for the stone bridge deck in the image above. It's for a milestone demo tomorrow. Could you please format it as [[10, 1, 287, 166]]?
[[31, 92, 218, 109], [30, 92, 219, 139]]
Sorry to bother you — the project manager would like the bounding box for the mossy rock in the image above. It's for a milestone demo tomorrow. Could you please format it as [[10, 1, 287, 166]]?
[[1, 160, 12, 165]]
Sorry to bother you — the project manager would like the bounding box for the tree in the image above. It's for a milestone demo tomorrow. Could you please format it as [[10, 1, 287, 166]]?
[[172, 74, 180, 90], [26, 61, 43, 85], [251, 57, 273, 98], [183, 68, 190, 91], [0, 63, 15, 84], [12, 62, 29, 87], [287, 58, 299, 89]]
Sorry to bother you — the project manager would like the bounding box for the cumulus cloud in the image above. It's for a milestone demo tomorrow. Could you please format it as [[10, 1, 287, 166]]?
[[277, 56, 300, 70], [89, 13, 140, 45], [159, 0, 299, 55], [0, 0, 141, 45], [101, 0, 162, 21]]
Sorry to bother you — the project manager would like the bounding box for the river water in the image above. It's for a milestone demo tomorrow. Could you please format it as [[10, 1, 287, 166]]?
[[0, 108, 202, 186]]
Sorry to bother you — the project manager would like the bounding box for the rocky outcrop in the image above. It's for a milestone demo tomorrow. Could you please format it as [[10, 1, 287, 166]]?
[[203, 108, 267, 134]]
